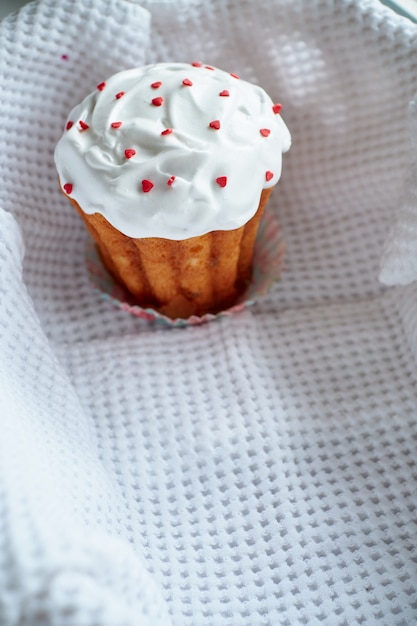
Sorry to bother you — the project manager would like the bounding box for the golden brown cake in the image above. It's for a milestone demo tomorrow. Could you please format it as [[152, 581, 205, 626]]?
[[55, 63, 290, 318], [66, 187, 272, 318]]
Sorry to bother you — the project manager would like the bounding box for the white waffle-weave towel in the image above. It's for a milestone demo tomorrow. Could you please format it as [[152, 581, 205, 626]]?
[[1, 1, 417, 624]]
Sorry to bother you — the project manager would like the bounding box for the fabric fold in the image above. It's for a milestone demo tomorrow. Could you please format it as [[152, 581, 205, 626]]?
[[380, 96, 417, 286]]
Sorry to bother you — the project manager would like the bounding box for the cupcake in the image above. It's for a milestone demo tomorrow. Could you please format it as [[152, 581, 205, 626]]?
[[54, 62, 291, 318]]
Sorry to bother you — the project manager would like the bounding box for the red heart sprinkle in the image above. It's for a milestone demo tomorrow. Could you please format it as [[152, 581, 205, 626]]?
[[151, 81, 162, 89], [63, 183, 73, 195], [219, 90, 230, 97], [209, 120, 221, 130], [260, 128, 271, 137], [97, 82, 106, 91], [124, 149, 136, 159], [79, 120, 89, 131], [216, 176, 227, 188], [161, 128, 173, 135], [205, 65, 214, 70], [111, 121, 122, 129], [167, 175, 176, 186], [66, 120, 73, 130], [272, 103, 282, 114], [230, 72, 240, 79], [152, 97, 163, 106], [192, 62, 202, 67], [265, 171, 274, 181], [115, 91, 125, 99], [141, 179, 154, 192], [182, 78, 193, 86]]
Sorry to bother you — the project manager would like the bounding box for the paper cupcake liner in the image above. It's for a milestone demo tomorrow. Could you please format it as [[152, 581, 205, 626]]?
[[85, 209, 285, 328]]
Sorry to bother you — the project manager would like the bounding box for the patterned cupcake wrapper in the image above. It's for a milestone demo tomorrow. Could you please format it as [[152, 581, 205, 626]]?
[[85, 208, 285, 328]]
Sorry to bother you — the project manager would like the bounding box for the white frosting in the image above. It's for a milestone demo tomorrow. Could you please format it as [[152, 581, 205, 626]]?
[[54, 63, 291, 239]]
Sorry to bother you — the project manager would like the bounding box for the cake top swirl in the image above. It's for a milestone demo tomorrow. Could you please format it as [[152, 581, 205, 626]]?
[[54, 62, 291, 240]]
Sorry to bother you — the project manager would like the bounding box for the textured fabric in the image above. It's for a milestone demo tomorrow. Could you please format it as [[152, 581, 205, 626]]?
[[1, 0, 417, 624], [380, 96, 417, 285]]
